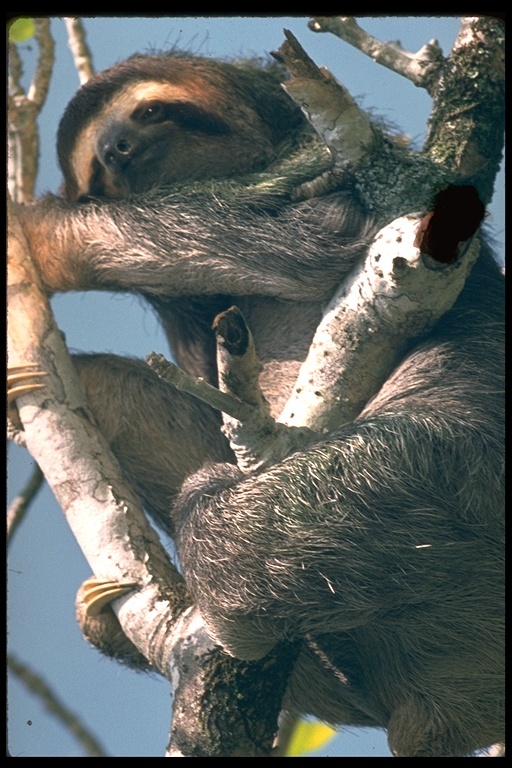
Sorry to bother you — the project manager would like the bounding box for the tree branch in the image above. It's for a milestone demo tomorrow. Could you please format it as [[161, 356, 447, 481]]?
[[63, 17, 95, 83], [278, 18, 504, 219], [8, 18, 54, 203], [8, 653, 108, 757], [8, 197, 295, 755], [280, 198, 482, 431], [7, 462, 44, 543], [8, 16, 504, 757], [273, 29, 376, 186], [423, 16, 505, 203], [309, 16, 444, 88], [213, 307, 316, 471], [7, 198, 194, 678]]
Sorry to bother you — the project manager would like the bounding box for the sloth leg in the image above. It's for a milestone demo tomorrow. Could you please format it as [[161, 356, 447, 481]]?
[[72, 353, 234, 529]]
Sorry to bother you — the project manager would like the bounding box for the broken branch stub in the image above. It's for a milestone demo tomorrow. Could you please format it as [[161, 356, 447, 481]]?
[[279, 211, 481, 432]]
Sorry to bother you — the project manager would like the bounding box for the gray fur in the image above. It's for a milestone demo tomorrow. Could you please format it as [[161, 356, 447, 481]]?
[[23, 53, 504, 756]]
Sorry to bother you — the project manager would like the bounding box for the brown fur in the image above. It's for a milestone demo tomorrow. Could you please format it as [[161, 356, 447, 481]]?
[[15, 53, 504, 756]]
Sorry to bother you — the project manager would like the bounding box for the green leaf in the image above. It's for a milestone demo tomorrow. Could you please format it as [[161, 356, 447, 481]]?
[[9, 18, 35, 43], [285, 718, 337, 756]]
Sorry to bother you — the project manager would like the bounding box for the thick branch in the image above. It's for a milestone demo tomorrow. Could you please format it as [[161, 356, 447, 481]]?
[[9, 202, 294, 755], [423, 16, 505, 203], [9, 202, 264, 754], [8, 202, 190, 678], [280, 203, 481, 431], [305, 16, 504, 210], [151, 206, 481, 467]]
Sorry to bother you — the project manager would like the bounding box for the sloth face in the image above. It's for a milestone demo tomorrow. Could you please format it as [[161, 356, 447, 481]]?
[[63, 79, 277, 200]]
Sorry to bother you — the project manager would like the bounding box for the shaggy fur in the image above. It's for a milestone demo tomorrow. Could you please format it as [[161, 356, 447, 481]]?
[[16, 53, 504, 756]]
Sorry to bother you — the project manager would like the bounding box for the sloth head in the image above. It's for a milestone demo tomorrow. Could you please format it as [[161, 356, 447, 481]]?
[[57, 53, 306, 201]]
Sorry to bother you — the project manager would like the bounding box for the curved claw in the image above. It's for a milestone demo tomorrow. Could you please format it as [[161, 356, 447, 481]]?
[[8, 364, 48, 404], [81, 577, 138, 618]]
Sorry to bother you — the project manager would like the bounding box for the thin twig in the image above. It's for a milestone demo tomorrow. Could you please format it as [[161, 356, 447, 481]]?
[[309, 16, 444, 88], [8, 653, 108, 757], [7, 463, 44, 543], [146, 352, 254, 422]]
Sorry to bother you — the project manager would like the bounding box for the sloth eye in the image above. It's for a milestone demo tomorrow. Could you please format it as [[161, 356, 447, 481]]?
[[132, 100, 230, 136], [132, 102, 165, 123]]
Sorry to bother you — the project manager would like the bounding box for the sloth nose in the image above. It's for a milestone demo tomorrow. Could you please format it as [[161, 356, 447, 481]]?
[[99, 129, 134, 169], [103, 139, 131, 167]]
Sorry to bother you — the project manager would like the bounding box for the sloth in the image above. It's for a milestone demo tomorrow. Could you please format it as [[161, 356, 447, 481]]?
[[11, 52, 504, 756]]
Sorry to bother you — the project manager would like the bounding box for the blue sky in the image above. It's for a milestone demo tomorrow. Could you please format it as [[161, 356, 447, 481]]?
[[7, 16, 504, 757]]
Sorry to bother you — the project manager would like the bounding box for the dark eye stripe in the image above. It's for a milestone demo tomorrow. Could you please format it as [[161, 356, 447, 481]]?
[[132, 101, 231, 136]]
